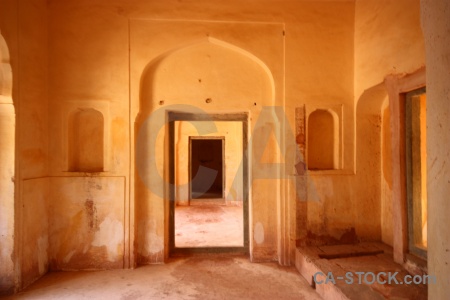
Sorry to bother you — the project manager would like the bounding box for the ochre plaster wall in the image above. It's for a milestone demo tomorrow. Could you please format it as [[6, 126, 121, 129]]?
[[21, 179, 49, 286], [0, 0, 49, 294], [354, 85, 386, 242], [4, 1, 449, 296], [133, 22, 281, 263], [46, 0, 355, 266], [381, 103, 393, 246], [2, 0, 364, 281], [354, 0, 425, 244], [284, 1, 355, 247], [4, 0, 449, 296], [354, 0, 425, 100], [49, 177, 125, 270], [421, 0, 450, 297]]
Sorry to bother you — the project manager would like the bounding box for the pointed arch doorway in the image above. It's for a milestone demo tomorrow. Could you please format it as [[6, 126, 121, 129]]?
[[133, 25, 282, 263]]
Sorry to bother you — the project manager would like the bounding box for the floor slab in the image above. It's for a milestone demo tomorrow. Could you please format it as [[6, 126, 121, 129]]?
[[295, 243, 428, 300], [5, 256, 321, 300], [175, 203, 243, 247]]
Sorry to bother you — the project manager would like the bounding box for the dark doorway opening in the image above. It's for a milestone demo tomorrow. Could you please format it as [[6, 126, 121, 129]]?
[[190, 137, 224, 200]]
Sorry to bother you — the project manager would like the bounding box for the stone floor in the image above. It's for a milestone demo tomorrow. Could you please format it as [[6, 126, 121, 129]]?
[[5, 202, 428, 300], [295, 243, 428, 299], [5, 255, 321, 300], [175, 202, 243, 247]]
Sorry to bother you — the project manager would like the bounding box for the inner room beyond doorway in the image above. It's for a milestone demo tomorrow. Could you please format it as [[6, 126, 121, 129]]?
[[174, 120, 244, 248], [190, 137, 224, 201]]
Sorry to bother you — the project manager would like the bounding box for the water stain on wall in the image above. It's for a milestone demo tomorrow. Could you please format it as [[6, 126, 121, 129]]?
[[84, 199, 98, 232]]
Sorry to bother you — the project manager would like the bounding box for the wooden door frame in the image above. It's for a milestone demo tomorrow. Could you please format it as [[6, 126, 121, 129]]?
[[385, 67, 426, 264], [168, 111, 249, 255]]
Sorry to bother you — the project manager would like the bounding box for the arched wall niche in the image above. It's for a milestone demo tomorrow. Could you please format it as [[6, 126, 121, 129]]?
[[61, 100, 111, 173], [306, 104, 342, 172], [0, 32, 16, 294], [68, 108, 104, 172], [138, 37, 275, 116], [307, 109, 338, 170], [135, 37, 277, 264]]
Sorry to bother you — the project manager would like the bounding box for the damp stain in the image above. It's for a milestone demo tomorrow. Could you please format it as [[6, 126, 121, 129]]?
[[84, 199, 98, 231]]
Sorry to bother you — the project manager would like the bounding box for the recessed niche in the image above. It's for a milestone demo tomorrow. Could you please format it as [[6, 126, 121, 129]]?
[[307, 108, 340, 170], [68, 109, 104, 172]]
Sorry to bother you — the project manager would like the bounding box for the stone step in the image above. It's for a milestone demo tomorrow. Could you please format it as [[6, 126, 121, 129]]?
[[295, 243, 428, 300]]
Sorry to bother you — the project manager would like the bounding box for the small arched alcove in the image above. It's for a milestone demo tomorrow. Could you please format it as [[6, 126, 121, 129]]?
[[138, 37, 275, 115], [307, 109, 338, 170], [68, 109, 104, 172]]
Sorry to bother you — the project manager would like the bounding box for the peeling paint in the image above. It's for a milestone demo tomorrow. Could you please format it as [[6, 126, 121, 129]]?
[[147, 233, 164, 255], [228, 187, 237, 201], [138, 220, 164, 256], [64, 250, 76, 263], [254, 222, 264, 244], [91, 217, 123, 262], [84, 199, 98, 231], [37, 235, 48, 275]]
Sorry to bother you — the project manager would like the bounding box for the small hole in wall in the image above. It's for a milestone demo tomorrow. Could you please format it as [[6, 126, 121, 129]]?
[[206, 98, 212, 104], [198, 78, 202, 83], [159, 100, 164, 105], [254, 102, 257, 106]]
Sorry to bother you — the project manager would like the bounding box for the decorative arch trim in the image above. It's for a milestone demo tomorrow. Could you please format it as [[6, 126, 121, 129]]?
[[139, 36, 275, 112]]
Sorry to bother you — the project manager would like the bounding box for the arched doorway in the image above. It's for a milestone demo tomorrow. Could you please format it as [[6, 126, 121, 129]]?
[[0, 33, 16, 294], [135, 37, 275, 263]]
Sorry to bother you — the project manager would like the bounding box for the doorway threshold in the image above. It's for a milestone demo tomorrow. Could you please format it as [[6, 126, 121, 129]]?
[[171, 246, 248, 257]]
